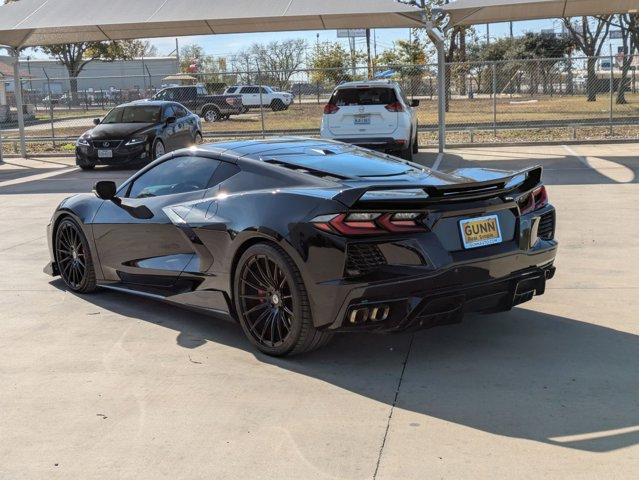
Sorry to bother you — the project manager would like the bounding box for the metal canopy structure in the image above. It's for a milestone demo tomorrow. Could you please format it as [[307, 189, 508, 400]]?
[[442, 0, 639, 27], [0, 0, 423, 48]]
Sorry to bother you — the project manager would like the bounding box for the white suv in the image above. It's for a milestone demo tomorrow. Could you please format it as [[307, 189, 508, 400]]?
[[224, 85, 294, 111], [320, 80, 419, 160]]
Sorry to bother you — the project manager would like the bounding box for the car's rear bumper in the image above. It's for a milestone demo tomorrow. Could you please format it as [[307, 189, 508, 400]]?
[[76, 144, 148, 166], [324, 137, 408, 151], [324, 260, 556, 333]]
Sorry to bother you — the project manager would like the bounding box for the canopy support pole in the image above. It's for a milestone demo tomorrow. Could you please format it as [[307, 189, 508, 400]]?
[[424, 23, 446, 153], [12, 49, 27, 158]]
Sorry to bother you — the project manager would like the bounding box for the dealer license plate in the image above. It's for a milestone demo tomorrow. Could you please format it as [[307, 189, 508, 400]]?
[[459, 215, 503, 249], [354, 115, 370, 125], [98, 149, 113, 159]]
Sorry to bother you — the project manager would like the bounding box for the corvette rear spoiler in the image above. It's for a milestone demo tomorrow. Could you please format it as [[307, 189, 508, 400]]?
[[333, 165, 543, 208]]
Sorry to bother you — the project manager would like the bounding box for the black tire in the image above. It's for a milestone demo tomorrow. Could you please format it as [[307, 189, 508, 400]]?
[[152, 139, 166, 160], [270, 99, 285, 112], [241, 107, 249, 114], [222, 114, 230, 121], [233, 243, 332, 357], [194, 132, 203, 145], [412, 130, 419, 154], [202, 107, 220, 123], [54, 217, 98, 294], [399, 144, 414, 161], [79, 164, 95, 170]]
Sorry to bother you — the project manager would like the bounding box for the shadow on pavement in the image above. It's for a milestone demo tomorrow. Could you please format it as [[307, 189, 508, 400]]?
[[51, 279, 639, 454]]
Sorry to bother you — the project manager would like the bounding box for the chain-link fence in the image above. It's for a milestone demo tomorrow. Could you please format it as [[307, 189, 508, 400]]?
[[1, 54, 638, 155]]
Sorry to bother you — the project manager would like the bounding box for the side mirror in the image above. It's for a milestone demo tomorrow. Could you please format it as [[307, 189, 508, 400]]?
[[411, 99, 420, 108], [93, 118, 101, 125], [94, 181, 117, 200], [165, 116, 177, 125]]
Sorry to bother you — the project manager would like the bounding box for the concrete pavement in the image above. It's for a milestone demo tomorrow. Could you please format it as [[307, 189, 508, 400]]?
[[1, 144, 638, 479]]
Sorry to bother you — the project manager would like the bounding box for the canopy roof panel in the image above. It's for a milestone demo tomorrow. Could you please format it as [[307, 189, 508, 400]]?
[[0, 0, 423, 48], [443, 0, 639, 26]]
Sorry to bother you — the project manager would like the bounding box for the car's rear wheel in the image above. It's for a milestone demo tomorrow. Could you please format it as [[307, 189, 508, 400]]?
[[203, 107, 220, 123], [55, 218, 97, 293], [194, 132, 203, 145], [412, 130, 419, 154], [234, 243, 332, 356], [79, 164, 95, 170]]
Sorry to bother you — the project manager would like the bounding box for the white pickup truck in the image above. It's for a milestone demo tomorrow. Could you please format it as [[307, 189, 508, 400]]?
[[223, 85, 294, 111]]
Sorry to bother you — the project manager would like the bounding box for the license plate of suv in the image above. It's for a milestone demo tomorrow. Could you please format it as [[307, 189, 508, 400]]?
[[459, 215, 502, 249], [98, 149, 113, 159], [354, 115, 370, 125]]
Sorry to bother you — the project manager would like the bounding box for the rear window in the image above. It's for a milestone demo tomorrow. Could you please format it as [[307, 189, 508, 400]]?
[[330, 87, 398, 106]]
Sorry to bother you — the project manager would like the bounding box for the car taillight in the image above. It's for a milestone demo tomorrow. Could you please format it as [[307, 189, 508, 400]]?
[[312, 212, 425, 236], [385, 102, 404, 112], [323, 104, 340, 114], [519, 186, 548, 215]]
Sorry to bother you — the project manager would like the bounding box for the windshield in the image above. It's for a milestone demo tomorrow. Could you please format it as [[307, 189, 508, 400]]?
[[102, 106, 162, 124]]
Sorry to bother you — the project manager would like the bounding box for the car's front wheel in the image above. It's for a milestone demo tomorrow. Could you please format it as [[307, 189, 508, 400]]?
[[55, 217, 97, 293], [233, 243, 332, 356], [271, 99, 286, 111], [78, 164, 95, 171], [152, 139, 165, 160]]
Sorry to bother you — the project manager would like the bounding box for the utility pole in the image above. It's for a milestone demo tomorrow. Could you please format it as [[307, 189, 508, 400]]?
[[510, 22, 514, 38], [175, 38, 180, 73], [366, 29, 372, 79], [487, 24, 491, 44]]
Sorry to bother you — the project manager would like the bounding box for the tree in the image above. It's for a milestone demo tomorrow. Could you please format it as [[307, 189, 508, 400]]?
[[616, 14, 639, 104], [250, 39, 307, 90], [180, 44, 215, 73], [309, 42, 360, 86], [39, 42, 139, 102], [563, 16, 612, 101]]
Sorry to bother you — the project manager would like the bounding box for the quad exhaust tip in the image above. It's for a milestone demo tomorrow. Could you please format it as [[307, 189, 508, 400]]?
[[349, 305, 390, 324]]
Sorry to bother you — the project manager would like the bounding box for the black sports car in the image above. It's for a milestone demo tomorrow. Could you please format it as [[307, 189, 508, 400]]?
[[75, 100, 203, 170], [46, 138, 557, 356]]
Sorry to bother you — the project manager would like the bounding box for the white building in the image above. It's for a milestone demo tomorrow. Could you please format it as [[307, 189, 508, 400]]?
[[5, 56, 179, 94]]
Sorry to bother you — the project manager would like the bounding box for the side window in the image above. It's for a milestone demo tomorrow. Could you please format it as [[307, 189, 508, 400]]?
[[242, 87, 259, 94], [128, 156, 222, 199], [163, 105, 176, 120], [196, 86, 207, 95], [226, 87, 237, 94], [208, 162, 240, 187], [259, 87, 268, 94], [155, 90, 166, 100], [174, 105, 188, 118], [164, 89, 176, 101]]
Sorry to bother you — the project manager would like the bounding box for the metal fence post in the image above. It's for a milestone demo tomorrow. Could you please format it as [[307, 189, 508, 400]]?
[[45, 74, 56, 149], [257, 68, 266, 139], [12, 50, 27, 158], [609, 49, 614, 136], [0, 116, 3, 163], [492, 62, 497, 136]]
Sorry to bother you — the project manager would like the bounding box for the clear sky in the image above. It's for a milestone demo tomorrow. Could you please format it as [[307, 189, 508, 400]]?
[[23, 18, 624, 61]]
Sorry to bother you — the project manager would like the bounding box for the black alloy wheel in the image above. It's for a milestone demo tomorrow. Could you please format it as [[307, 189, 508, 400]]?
[[55, 218, 97, 293], [234, 243, 332, 356]]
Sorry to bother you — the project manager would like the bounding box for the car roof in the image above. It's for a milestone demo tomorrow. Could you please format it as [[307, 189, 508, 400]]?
[[197, 138, 424, 180], [335, 80, 398, 89], [125, 100, 170, 107]]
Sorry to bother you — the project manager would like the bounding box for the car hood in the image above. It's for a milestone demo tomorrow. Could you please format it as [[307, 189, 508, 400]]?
[[89, 123, 155, 140]]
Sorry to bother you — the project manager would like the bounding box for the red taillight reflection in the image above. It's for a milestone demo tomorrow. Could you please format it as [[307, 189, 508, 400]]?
[[324, 104, 340, 114], [520, 186, 548, 215], [312, 212, 426, 236], [385, 102, 404, 112]]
